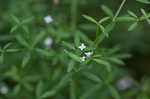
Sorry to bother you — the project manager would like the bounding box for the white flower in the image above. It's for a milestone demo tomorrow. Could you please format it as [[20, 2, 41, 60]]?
[[44, 16, 53, 24], [116, 77, 136, 90], [85, 51, 93, 57], [44, 37, 53, 46], [80, 56, 86, 62], [0, 86, 8, 95], [78, 43, 86, 50], [53, 0, 59, 4]]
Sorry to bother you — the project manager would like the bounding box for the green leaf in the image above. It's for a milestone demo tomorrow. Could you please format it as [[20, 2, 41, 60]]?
[[108, 57, 125, 65], [0, 54, 4, 64], [128, 22, 138, 31], [6, 49, 20, 52], [107, 84, 120, 99], [32, 31, 45, 47], [74, 31, 80, 47], [62, 41, 75, 50], [82, 15, 98, 24], [128, 10, 137, 18], [13, 84, 21, 95], [141, 8, 147, 16], [36, 48, 52, 57], [22, 25, 29, 33], [22, 52, 31, 68], [99, 17, 110, 24], [105, 22, 116, 34], [36, 81, 43, 98], [101, 5, 113, 17], [93, 59, 111, 72], [16, 35, 30, 49], [65, 50, 81, 62], [115, 53, 131, 59], [82, 72, 101, 82], [98, 24, 108, 37], [67, 61, 74, 72], [3, 43, 12, 50], [41, 73, 72, 98], [116, 16, 135, 22], [41, 90, 57, 98], [80, 84, 102, 99], [136, 0, 150, 4], [10, 25, 19, 33], [11, 15, 20, 24], [140, 8, 150, 24], [22, 16, 34, 24]]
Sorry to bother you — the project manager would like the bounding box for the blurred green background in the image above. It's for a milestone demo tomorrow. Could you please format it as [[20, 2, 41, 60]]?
[[0, 0, 150, 98]]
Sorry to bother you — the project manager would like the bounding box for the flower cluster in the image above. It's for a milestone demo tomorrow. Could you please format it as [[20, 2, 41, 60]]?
[[44, 16, 53, 24], [0, 86, 8, 95], [78, 43, 93, 62], [43, 16, 53, 46]]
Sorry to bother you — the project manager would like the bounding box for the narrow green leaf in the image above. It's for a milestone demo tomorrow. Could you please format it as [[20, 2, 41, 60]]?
[[93, 59, 111, 72], [140, 8, 150, 24], [0, 54, 4, 64], [105, 22, 116, 34], [98, 24, 108, 37], [115, 54, 131, 59], [82, 72, 101, 82], [41, 73, 72, 98], [128, 10, 137, 18], [67, 61, 74, 72], [22, 25, 29, 33], [74, 31, 80, 47], [10, 25, 19, 33], [36, 81, 43, 98], [109, 57, 125, 65], [16, 35, 30, 49], [11, 15, 20, 24], [99, 17, 110, 24], [141, 8, 147, 16], [41, 90, 57, 98], [136, 0, 150, 4], [6, 49, 20, 52], [36, 48, 52, 57], [3, 43, 12, 50], [116, 16, 135, 22], [22, 52, 31, 68], [62, 41, 75, 50], [13, 84, 21, 95], [65, 50, 81, 62], [107, 84, 120, 99], [82, 15, 98, 24], [22, 16, 34, 24], [32, 31, 45, 47], [101, 5, 113, 17], [80, 84, 102, 99], [128, 22, 138, 31]]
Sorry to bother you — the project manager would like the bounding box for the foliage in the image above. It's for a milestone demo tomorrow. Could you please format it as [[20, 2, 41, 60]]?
[[0, 0, 150, 99]]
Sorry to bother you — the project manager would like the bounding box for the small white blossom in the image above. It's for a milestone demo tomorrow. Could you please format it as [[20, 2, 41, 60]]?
[[85, 51, 93, 57], [0, 86, 8, 95], [116, 77, 136, 90], [53, 0, 59, 4], [44, 16, 53, 24], [78, 43, 86, 50], [44, 37, 53, 46], [80, 56, 86, 62]]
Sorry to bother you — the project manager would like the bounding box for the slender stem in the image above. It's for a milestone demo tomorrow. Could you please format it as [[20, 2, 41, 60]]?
[[71, 0, 78, 30], [113, 0, 127, 21]]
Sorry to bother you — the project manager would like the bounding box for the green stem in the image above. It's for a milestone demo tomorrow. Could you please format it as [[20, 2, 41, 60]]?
[[71, 0, 78, 30], [92, 26, 105, 48], [70, 72, 78, 99], [113, 0, 127, 21]]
